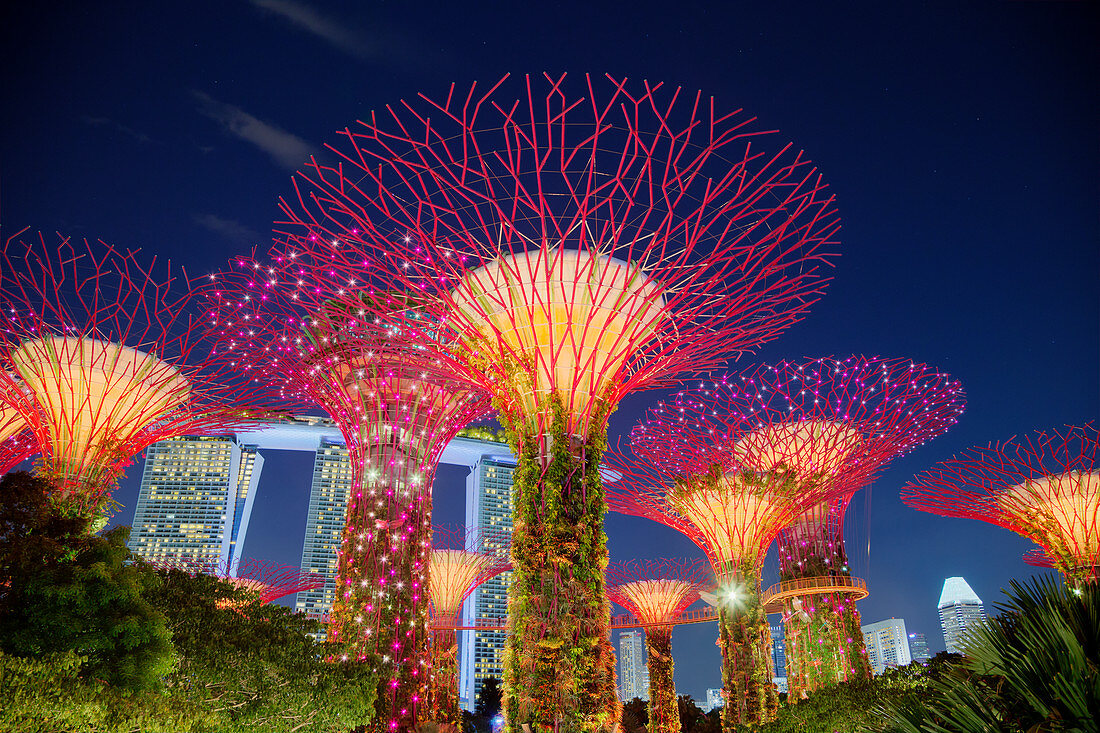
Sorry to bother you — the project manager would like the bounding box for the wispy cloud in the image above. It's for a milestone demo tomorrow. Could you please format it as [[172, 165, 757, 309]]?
[[193, 213, 263, 246], [249, 0, 368, 58], [192, 91, 317, 169], [248, 0, 441, 68], [81, 115, 152, 144]]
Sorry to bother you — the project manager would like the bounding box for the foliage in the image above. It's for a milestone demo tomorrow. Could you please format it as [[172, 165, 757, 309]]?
[[646, 626, 681, 733], [749, 654, 958, 733], [678, 695, 720, 733], [874, 575, 1099, 732], [717, 558, 778, 729], [0, 471, 174, 691], [475, 676, 504, 718], [501, 397, 620, 732], [621, 696, 648, 732], [149, 568, 380, 732]]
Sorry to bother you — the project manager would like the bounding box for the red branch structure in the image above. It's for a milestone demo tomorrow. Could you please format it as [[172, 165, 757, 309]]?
[[607, 558, 711, 733], [0, 400, 32, 474], [902, 424, 1098, 586], [202, 260, 491, 732], [266, 73, 842, 733], [148, 556, 325, 606], [0, 234, 284, 513], [428, 525, 511, 726]]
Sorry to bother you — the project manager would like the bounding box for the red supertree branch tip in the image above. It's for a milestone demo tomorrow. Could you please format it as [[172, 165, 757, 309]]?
[[0, 234, 291, 507], [606, 557, 713, 625], [901, 423, 1098, 583], [259, 73, 842, 436]]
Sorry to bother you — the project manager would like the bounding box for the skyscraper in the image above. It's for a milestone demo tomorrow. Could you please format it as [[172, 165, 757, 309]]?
[[770, 623, 788, 694], [705, 688, 724, 712], [938, 577, 986, 654], [295, 438, 353, 623], [861, 618, 912, 675], [128, 435, 264, 570], [459, 453, 516, 712], [908, 632, 931, 663], [617, 630, 650, 702]]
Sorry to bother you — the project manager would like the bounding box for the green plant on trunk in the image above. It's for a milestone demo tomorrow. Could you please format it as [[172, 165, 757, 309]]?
[[501, 395, 619, 732], [644, 625, 679, 733], [717, 556, 779, 730]]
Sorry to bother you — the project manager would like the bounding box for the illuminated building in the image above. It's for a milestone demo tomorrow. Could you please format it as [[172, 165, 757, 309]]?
[[617, 631, 650, 703], [770, 625, 788, 694], [938, 577, 986, 654], [128, 435, 263, 569], [460, 453, 516, 713], [908, 632, 931, 663], [861, 618, 911, 674]]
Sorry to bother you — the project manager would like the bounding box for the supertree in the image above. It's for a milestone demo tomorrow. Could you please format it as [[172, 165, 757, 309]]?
[[269, 73, 842, 732], [0, 234, 282, 514], [0, 402, 32, 475], [428, 525, 511, 727], [202, 261, 491, 731], [148, 556, 325, 607], [902, 424, 1098, 587], [606, 558, 711, 733], [727, 357, 965, 700]]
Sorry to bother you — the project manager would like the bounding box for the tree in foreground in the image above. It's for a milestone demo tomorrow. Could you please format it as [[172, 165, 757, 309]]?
[[428, 525, 511, 727], [204, 265, 491, 731], [607, 558, 711, 733], [874, 575, 1099, 733], [606, 390, 858, 729], [272, 72, 842, 732], [0, 234, 282, 515], [901, 423, 1098, 587], [729, 357, 964, 700], [0, 471, 174, 691]]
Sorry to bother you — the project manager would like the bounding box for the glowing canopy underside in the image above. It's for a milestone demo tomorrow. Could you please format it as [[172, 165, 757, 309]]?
[[450, 247, 666, 427], [1001, 470, 1099, 562], [735, 420, 864, 481], [429, 549, 498, 619], [614, 579, 699, 625], [10, 336, 190, 485]]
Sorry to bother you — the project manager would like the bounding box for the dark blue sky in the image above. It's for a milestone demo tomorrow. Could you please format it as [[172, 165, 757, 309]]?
[[3, 0, 1096, 701]]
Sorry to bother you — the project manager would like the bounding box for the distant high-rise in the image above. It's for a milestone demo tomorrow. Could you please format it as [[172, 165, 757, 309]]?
[[295, 438, 353, 624], [908, 632, 931, 663], [861, 618, 912, 675], [770, 623, 788, 694], [938, 577, 986, 654], [459, 452, 516, 712], [705, 688, 724, 712], [617, 630, 650, 702], [128, 436, 264, 570]]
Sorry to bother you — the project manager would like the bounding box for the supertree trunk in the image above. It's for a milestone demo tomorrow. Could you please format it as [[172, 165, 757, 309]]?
[[503, 403, 619, 733], [718, 569, 777, 730], [329, 441, 432, 732], [644, 626, 679, 733], [430, 626, 460, 726], [783, 591, 870, 700]]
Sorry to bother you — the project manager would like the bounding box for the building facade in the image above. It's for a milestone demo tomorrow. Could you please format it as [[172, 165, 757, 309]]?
[[295, 439, 354, 623], [908, 632, 931, 663], [128, 435, 264, 571], [770, 623, 788, 694], [705, 688, 724, 712], [938, 577, 986, 654], [617, 630, 650, 702], [861, 618, 912, 675], [459, 453, 516, 712]]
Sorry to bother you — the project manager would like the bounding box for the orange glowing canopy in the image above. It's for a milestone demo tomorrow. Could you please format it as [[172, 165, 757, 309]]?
[[735, 420, 864, 481], [429, 549, 503, 620], [450, 247, 666, 429], [1000, 471, 1099, 565]]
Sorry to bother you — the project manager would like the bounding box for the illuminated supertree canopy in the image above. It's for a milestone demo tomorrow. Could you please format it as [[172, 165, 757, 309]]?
[[902, 424, 1098, 586], [148, 556, 324, 607], [0, 402, 31, 475], [0, 234, 284, 513], [607, 558, 711, 733], [719, 357, 965, 700], [202, 262, 491, 732], [428, 525, 511, 727], [270, 72, 841, 733]]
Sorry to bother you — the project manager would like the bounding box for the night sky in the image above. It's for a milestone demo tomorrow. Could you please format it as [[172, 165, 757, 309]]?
[[2, 1, 1096, 702]]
